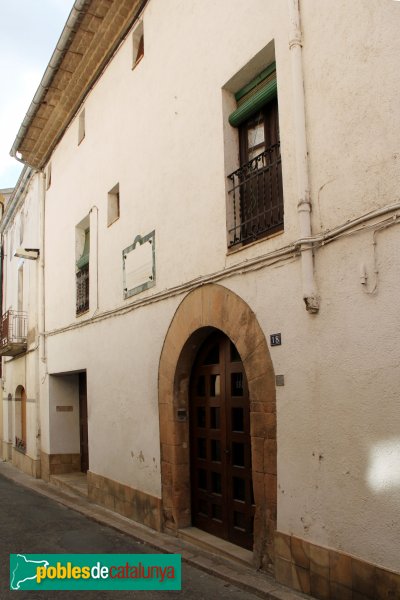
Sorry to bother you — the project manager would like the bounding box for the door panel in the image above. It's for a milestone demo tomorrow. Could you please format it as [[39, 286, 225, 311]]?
[[190, 332, 254, 550], [21, 388, 27, 446], [79, 372, 89, 473]]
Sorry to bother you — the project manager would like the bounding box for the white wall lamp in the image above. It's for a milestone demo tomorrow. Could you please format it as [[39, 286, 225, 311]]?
[[14, 247, 40, 260]]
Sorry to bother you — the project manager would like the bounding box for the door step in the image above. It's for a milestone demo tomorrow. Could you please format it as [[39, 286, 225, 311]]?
[[178, 527, 253, 567], [50, 472, 88, 498]]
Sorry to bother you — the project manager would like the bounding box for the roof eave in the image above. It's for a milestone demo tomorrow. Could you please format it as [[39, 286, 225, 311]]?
[[10, 0, 149, 170]]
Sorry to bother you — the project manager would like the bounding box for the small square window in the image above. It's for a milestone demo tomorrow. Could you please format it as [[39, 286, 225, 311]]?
[[107, 183, 120, 226], [132, 22, 144, 68], [78, 109, 85, 144]]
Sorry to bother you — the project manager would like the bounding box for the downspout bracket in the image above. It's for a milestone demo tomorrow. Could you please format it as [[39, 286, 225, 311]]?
[[304, 295, 320, 313]]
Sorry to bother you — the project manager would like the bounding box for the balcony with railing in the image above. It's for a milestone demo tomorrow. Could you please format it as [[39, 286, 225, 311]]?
[[0, 310, 28, 356], [227, 143, 283, 248]]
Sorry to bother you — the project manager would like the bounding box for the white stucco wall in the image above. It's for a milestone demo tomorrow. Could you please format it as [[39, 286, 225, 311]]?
[[225, 225, 400, 572], [302, 0, 400, 232], [48, 374, 80, 454], [45, 297, 177, 495], [37, 0, 400, 574]]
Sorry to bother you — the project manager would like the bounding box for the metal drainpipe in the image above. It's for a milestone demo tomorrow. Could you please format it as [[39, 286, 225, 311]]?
[[288, 0, 319, 313], [36, 171, 46, 460]]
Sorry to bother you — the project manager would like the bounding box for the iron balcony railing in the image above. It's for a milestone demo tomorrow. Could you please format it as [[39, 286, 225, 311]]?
[[76, 264, 89, 315], [227, 143, 283, 247], [0, 310, 28, 350]]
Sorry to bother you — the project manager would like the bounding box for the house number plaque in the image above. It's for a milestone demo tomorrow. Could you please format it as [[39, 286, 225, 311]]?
[[270, 333, 281, 346]]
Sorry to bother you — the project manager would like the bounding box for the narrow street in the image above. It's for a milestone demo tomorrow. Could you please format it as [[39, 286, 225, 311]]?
[[0, 473, 269, 599]]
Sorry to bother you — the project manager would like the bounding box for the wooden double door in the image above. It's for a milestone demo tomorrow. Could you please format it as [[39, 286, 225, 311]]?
[[190, 332, 254, 550]]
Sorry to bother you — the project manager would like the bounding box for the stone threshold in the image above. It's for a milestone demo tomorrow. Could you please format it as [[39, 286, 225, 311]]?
[[50, 472, 88, 498], [178, 527, 253, 567]]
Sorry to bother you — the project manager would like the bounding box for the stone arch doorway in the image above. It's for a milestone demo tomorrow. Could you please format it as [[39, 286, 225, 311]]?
[[7, 393, 13, 444], [15, 385, 27, 451], [158, 284, 277, 568]]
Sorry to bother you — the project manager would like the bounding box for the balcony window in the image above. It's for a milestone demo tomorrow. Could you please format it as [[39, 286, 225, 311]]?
[[76, 227, 90, 315], [227, 65, 283, 247]]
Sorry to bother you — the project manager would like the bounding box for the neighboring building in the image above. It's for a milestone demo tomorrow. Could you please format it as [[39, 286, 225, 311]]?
[[0, 186, 14, 453], [0, 168, 41, 475], [0, 188, 14, 217], [5, 0, 400, 597]]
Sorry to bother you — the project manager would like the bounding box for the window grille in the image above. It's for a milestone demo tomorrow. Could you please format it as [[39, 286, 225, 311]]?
[[76, 264, 89, 315]]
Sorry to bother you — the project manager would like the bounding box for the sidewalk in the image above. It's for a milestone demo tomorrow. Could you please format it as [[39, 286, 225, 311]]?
[[0, 461, 312, 600]]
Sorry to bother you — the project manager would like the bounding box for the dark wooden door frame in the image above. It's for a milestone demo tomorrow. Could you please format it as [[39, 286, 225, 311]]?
[[21, 387, 27, 446], [79, 372, 89, 473]]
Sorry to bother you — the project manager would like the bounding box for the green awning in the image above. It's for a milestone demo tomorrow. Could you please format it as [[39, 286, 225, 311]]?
[[76, 229, 90, 269], [229, 77, 277, 127], [76, 253, 89, 269]]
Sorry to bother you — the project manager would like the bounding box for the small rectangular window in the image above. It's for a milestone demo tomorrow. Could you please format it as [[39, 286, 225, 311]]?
[[78, 109, 85, 144], [18, 266, 24, 313], [108, 183, 120, 226], [9, 227, 14, 261], [132, 21, 144, 68], [45, 162, 52, 190], [19, 212, 24, 245]]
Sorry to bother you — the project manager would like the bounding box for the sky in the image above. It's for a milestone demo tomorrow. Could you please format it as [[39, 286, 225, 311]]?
[[0, 0, 75, 190]]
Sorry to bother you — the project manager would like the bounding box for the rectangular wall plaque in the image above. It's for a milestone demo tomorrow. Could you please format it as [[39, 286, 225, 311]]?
[[123, 230, 156, 299], [56, 406, 73, 412]]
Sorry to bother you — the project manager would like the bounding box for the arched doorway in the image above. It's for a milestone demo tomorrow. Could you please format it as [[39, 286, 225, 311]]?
[[21, 388, 27, 448], [190, 331, 254, 549], [7, 393, 13, 445], [15, 386, 26, 452], [158, 284, 277, 569]]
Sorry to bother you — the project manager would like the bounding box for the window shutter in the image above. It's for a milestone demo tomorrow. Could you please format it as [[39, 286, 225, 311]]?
[[229, 65, 277, 128], [76, 229, 90, 269]]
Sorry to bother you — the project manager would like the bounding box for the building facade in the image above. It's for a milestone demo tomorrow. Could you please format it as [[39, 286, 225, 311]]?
[[5, 0, 400, 597], [0, 168, 42, 475]]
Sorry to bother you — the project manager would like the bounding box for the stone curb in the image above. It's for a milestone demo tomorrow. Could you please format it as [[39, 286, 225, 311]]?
[[0, 461, 312, 600]]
